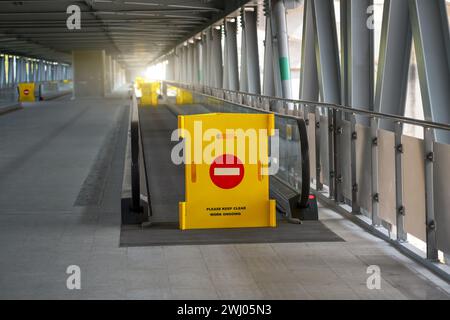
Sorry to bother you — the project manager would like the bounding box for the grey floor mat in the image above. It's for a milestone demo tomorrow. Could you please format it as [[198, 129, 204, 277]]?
[[120, 219, 344, 247]]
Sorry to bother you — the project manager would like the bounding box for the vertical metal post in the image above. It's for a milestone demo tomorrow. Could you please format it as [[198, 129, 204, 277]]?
[[173, 51, 178, 82], [212, 27, 223, 88], [409, 0, 450, 144], [263, 13, 275, 96], [244, 8, 261, 94], [8, 56, 14, 86], [208, 29, 215, 87], [201, 33, 208, 86], [31, 61, 35, 82], [271, 0, 292, 101], [16, 58, 21, 83], [239, 12, 248, 92], [193, 40, 201, 84], [187, 43, 193, 84], [350, 113, 360, 213], [311, 0, 341, 200], [374, 0, 411, 130], [226, 20, 239, 91], [299, 0, 319, 101], [315, 107, 322, 190], [45, 62, 49, 81], [183, 45, 188, 83], [223, 23, 229, 90], [371, 117, 380, 226], [335, 109, 343, 203], [424, 127, 438, 260], [395, 121, 406, 241], [328, 108, 336, 200], [0, 56, 5, 89]]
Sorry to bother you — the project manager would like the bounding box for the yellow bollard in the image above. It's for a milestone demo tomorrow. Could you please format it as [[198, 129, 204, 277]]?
[[178, 113, 277, 230]]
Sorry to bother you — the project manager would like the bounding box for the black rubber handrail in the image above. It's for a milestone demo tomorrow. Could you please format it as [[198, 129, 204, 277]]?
[[296, 117, 310, 208]]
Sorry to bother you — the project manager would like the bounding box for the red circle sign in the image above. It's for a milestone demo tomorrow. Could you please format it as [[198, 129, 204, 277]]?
[[209, 154, 244, 189], [24, 89, 29, 95]]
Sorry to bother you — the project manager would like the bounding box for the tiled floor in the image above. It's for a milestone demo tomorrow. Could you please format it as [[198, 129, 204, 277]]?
[[0, 96, 448, 299]]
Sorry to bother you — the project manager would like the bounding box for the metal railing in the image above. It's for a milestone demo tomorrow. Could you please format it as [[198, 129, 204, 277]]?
[[163, 80, 450, 282]]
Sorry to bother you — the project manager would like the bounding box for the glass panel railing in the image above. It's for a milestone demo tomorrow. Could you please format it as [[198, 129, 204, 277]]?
[[161, 87, 310, 206]]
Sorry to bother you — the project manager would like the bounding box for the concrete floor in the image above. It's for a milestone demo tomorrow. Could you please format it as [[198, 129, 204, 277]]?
[[0, 96, 448, 300]]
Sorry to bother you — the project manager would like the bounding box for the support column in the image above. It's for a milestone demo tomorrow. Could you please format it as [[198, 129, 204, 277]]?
[[271, 0, 292, 99], [187, 43, 194, 84], [8, 57, 14, 86], [193, 40, 201, 84], [211, 27, 223, 88], [29, 60, 35, 83], [244, 8, 261, 94], [208, 29, 214, 86], [240, 13, 248, 92], [312, 0, 342, 201], [299, 0, 319, 101], [226, 20, 239, 91], [263, 13, 275, 96], [202, 33, 209, 86], [174, 48, 179, 82], [72, 50, 106, 98], [409, 0, 450, 144], [0, 56, 5, 88], [223, 23, 229, 90], [183, 45, 188, 83], [374, 0, 411, 130], [104, 55, 112, 95], [15, 58, 22, 83]]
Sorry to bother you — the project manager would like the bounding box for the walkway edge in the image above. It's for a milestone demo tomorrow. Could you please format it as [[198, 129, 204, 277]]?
[[314, 190, 450, 284], [0, 104, 22, 116]]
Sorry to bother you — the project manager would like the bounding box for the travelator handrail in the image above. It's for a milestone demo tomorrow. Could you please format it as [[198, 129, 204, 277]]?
[[162, 80, 450, 282], [166, 81, 450, 132], [129, 91, 152, 222], [165, 81, 312, 211]]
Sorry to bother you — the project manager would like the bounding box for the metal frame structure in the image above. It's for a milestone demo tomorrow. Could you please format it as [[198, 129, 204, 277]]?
[[0, 53, 72, 90]]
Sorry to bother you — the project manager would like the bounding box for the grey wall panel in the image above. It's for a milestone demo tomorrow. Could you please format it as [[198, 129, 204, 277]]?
[[434, 141, 450, 255], [341, 120, 352, 200], [378, 128, 396, 226], [402, 135, 426, 242], [308, 113, 316, 182], [320, 115, 329, 186], [356, 124, 372, 214]]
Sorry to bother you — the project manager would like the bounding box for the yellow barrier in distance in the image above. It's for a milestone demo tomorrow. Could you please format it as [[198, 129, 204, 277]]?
[[18, 83, 36, 102], [178, 113, 277, 230], [140, 82, 160, 106], [176, 88, 193, 105], [134, 76, 145, 90]]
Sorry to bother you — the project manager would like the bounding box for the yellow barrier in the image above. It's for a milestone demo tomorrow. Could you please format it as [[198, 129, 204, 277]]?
[[178, 113, 277, 230], [18, 83, 36, 102], [140, 82, 160, 106], [176, 88, 193, 105], [135, 76, 145, 90]]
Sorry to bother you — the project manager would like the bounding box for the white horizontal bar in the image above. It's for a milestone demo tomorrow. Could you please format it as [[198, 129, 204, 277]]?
[[214, 167, 240, 176]]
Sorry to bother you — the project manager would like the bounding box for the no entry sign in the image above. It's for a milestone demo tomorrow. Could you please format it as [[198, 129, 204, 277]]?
[[18, 83, 36, 102], [209, 154, 244, 189], [178, 113, 276, 230]]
